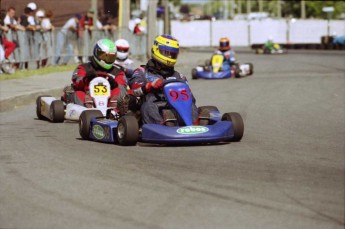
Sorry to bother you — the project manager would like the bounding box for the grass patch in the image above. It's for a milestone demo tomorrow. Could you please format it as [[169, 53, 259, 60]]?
[[0, 64, 77, 81]]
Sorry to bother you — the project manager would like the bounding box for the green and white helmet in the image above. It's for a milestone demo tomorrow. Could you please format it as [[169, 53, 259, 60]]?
[[93, 39, 117, 70]]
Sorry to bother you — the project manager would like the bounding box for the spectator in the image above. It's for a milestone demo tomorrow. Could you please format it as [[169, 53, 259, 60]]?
[[0, 9, 16, 74], [19, 7, 37, 31], [133, 18, 144, 35], [40, 10, 54, 32], [55, 14, 81, 65], [26, 2, 37, 25], [19, 6, 41, 69], [35, 9, 46, 68], [77, 9, 95, 63], [79, 9, 94, 32], [40, 9, 54, 67], [4, 7, 25, 31], [96, 13, 116, 32]]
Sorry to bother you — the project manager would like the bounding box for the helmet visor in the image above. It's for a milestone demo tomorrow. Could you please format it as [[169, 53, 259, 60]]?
[[96, 49, 116, 64], [158, 45, 179, 60], [220, 41, 229, 48], [117, 46, 129, 53]]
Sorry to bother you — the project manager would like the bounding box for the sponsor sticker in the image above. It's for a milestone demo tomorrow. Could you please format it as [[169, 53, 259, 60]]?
[[92, 125, 105, 139], [177, 126, 209, 135]]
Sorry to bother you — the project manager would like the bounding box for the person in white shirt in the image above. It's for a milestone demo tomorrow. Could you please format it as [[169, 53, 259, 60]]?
[[4, 7, 24, 31], [55, 14, 81, 65]]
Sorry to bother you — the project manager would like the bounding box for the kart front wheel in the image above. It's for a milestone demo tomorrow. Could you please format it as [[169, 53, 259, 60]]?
[[222, 112, 244, 142], [117, 115, 139, 146], [36, 95, 51, 120], [50, 100, 65, 123], [79, 110, 103, 140]]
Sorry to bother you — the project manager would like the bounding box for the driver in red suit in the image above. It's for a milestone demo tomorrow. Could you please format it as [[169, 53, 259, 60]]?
[[63, 38, 130, 115]]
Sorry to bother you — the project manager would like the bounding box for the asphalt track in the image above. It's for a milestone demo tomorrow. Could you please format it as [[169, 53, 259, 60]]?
[[0, 48, 344, 228]]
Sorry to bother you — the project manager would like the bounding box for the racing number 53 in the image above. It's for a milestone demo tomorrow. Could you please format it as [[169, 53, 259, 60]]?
[[169, 89, 190, 102], [94, 85, 108, 96]]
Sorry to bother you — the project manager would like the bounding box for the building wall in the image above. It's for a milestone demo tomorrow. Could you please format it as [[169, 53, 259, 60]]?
[[172, 19, 345, 47], [1, 0, 104, 27]]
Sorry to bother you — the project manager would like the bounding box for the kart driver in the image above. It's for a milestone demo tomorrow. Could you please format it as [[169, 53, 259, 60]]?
[[128, 34, 200, 125], [214, 37, 237, 72], [264, 36, 281, 53], [114, 38, 135, 78], [63, 38, 130, 115]]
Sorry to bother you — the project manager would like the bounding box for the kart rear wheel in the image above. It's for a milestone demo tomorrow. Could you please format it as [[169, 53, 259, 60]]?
[[233, 64, 241, 78], [79, 110, 103, 140], [50, 100, 65, 123], [191, 68, 198, 80], [222, 112, 244, 142], [243, 63, 254, 76], [116, 115, 139, 146], [36, 95, 51, 120], [256, 48, 263, 54]]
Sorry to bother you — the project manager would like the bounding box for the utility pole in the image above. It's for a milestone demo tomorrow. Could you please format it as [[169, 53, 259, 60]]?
[[246, 0, 251, 15], [162, 0, 170, 34], [277, 0, 281, 18], [118, 0, 130, 38], [230, 0, 235, 19], [223, 0, 229, 19], [258, 0, 263, 12], [91, 0, 97, 28], [146, 0, 158, 59], [301, 0, 306, 19], [237, 0, 242, 15]]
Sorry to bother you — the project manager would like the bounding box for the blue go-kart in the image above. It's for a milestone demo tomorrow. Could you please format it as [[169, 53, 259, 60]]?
[[78, 79, 244, 146], [192, 54, 253, 80]]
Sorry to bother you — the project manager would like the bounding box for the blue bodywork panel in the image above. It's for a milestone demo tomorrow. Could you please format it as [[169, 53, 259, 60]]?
[[89, 117, 118, 143], [163, 82, 193, 125], [195, 69, 232, 79], [141, 121, 233, 144]]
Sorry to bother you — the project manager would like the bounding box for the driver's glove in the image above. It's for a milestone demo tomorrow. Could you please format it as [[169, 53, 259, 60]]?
[[106, 76, 118, 89], [144, 78, 164, 92]]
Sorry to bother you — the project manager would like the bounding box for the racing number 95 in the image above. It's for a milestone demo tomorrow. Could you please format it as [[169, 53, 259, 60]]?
[[94, 85, 108, 96], [169, 89, 190, 102]]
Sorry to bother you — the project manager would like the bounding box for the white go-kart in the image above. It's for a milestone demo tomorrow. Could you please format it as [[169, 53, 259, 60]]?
[[36, 77, 114, 123]]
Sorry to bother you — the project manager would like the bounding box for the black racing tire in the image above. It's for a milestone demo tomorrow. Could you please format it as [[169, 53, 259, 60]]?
[[222, 112, 244, 142], [255, 48, 263, 54], [191, 68, 198, 80], [79, 110, 103, 140], [36, 95, 51, 120], [243, 63, 254, 75], [233, 63, 241, 78], [50, 100, 65, 123], [116, 115, 139, 146], [248, 63, 254, 75]]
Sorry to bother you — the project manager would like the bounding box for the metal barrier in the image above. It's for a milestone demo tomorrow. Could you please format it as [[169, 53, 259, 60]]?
[[2, 27, 146, 69]]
